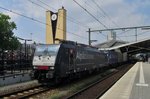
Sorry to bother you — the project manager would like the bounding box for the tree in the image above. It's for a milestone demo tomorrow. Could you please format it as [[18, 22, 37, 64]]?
[[0, 13, 20, 72], [0, 13, 20, 50]]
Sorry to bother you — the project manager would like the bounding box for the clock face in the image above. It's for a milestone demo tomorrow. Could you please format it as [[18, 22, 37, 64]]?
[[51, 14, 57, 21]]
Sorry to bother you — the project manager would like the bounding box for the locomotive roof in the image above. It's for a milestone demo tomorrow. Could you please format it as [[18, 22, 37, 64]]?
[[35, 40, 98, 51], [61, 40, 98, 48]]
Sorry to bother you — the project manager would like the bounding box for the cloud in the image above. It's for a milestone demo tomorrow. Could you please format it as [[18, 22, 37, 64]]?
[[0, 0, 150, 44]]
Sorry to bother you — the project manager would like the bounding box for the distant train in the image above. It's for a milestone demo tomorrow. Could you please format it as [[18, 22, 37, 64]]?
[[31, 40, 127, 84], [134, 53, 147, 62]]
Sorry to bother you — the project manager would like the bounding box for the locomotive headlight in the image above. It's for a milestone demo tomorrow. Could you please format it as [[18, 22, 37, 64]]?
[[33, 66, 38, 69], [50, 67, 54, 69]]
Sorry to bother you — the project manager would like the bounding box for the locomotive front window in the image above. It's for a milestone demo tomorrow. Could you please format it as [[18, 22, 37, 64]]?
[[35, 45, 60, 56]]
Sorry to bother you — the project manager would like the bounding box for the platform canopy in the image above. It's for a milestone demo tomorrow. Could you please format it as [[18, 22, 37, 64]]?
[[99, 38, 150, 54]]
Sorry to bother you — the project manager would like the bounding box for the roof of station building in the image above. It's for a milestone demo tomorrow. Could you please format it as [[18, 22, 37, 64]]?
[[94, 39, 127, 48], [97, 38, 150, 54]]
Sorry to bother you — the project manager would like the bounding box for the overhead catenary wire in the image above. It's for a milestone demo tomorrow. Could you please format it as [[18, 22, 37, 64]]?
[[92, 0, 119, 27], [117, 28, 150, 42], [83, 1, 105, 18], [73, 0, 108, 29], [28, 0, 87, 28], [92, 0, 137, 42], [27, 0, 89, 40], [138, 30, 150, 36], [93, 0, 119, 28], [0, 6, 88, 40], [73, 0, 125, 42], [99, 31, 107, 39], [32, 0, 94, 43], [83, 6, 110, 41], [81, 0, 130, 41], [117, 29, 132, 36], [80, 1, 100, 27], [28, 0, 49, 10], [36, 0, 122, 42], [117, 30, 130, 42], [74, 0, 150, 44], [36, 0, 89, 29], [117, 30, 150, 43], [83, 0, 108, 27]]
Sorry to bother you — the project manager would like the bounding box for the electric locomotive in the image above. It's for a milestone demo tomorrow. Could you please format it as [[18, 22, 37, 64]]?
[[101, 50, 124, 66], [31, 41, 108, 84]]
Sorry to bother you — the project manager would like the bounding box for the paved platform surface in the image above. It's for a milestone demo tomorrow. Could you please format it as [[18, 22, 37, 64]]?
[[0, 71, 31, 86], [100, 62, 150, 99], [0, 80, 38, 96]]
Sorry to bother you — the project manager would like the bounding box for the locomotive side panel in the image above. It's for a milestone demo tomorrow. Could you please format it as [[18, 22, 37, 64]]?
[[76, 46, 94, 72], [56, 44, 77, 78], [75, 46, 107, 72]]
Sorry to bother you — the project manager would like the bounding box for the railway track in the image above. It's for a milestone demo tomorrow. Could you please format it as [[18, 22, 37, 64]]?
[[1, 85, 50, 99], [0, 63, 134, 99], [65, 63, 133, 99]]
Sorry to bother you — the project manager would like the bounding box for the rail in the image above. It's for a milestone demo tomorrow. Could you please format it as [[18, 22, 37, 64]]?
[[66, 64, 133, 99]]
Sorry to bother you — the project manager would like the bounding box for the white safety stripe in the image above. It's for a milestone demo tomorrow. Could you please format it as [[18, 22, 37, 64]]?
[[136, 62, 148, 87], [100, 62, 139, 99]]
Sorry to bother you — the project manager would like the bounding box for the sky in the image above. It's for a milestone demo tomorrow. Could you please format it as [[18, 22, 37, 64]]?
[[0, 0, 150, 45]]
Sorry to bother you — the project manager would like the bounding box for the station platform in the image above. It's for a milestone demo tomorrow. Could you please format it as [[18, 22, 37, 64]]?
[[100, 62, 150, 99], [0, 71, 31, 86]]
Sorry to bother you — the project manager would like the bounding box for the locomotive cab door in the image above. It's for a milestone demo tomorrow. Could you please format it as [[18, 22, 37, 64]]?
[[68, 48, 76, 72]]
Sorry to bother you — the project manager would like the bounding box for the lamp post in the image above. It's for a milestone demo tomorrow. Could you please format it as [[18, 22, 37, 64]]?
[[30, 33, 33, 41], [17, 37, 32, 70], [17, 37, 32, 59]]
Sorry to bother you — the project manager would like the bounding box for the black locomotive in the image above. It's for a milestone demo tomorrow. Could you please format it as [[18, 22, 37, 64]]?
[[31, 40, 125, 84]]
